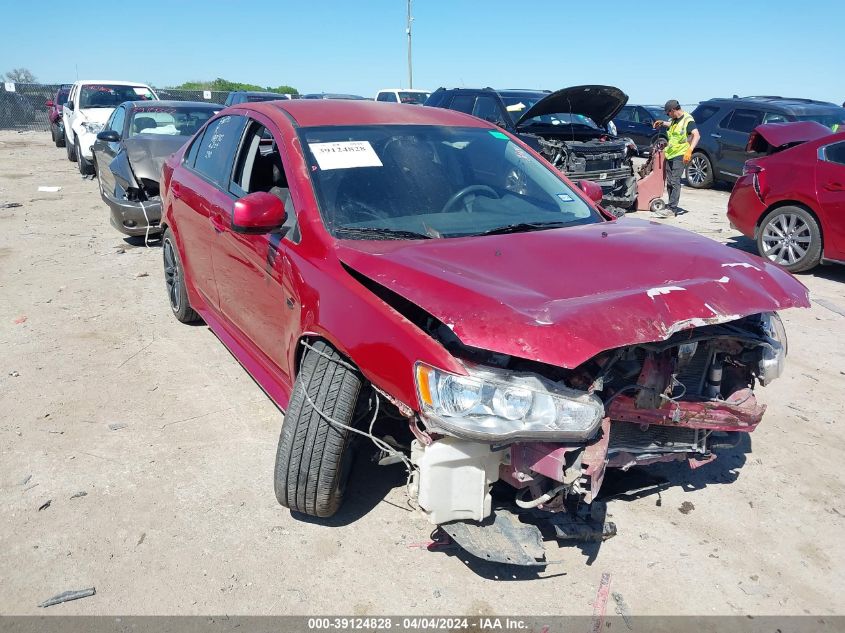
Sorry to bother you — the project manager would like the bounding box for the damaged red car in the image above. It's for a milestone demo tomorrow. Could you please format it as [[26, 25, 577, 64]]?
[[160, 100, 809, 566]]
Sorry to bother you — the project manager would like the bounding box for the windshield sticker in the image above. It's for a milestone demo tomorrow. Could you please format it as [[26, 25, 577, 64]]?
[[133, 87, 150, 96], [505, 103, 525, 112], [308, 141, 383, 170], [557, 193, 574, 202], [488, 131, 508, 140]]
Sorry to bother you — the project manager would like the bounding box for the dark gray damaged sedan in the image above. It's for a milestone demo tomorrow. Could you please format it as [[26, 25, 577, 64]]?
[[92, 100, 221, 237]]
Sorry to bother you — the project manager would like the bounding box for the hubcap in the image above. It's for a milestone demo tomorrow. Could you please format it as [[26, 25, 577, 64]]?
[[163, 239, 180, 311], [687, 155, 708, 185], [761, 213, 812, 266]]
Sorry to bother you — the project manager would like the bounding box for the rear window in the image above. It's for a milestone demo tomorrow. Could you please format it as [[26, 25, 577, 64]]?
[[794, 111, 845, 130], [449, 95, 476, 114], [424, 90, 447, 108], [691, 104, 719, 124]]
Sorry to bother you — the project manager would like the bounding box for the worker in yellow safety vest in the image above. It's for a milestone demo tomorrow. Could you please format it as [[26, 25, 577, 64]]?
[[652, 99, 700, 217]]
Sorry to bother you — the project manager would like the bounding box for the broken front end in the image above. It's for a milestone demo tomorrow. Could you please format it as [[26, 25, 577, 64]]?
[[407, 312, 787, 565]]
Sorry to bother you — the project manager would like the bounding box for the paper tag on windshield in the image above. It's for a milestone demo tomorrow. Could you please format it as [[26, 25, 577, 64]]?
[[133, 87, 149, 96], [309, 141, 383, 170], [557, 193, 574, 202]]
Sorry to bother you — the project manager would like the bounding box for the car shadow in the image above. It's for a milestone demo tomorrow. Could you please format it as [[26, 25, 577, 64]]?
[[726, 235, 845, 285], [123, 235, 162, 248]]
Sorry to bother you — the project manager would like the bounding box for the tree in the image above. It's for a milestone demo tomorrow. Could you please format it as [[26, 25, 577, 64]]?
[[4, 68, 37, 83], [171, 78, 297, 95]]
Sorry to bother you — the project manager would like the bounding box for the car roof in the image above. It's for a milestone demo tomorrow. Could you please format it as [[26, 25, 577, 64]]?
[[234, 100, 492, 128], [701, 96, 842, 113], [232, 91, 287, 96], [127, 100, 221, 110], [74, 79, 152, 87], [378, 88, 430, 92]]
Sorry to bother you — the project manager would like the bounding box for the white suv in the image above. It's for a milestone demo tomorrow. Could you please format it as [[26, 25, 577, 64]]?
[[374, 88, 430, 105], [63, 80, 157, 174]]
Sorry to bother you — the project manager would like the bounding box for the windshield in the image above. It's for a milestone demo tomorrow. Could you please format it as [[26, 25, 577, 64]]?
[[79, 84, 155, 108], [644, 106, 666, 121], [794, 111, 845, 130], [501, 95, 600, 129], [300, 125, 600, 240], [129, 106, 218, 137], [398, 91, 430, 104]]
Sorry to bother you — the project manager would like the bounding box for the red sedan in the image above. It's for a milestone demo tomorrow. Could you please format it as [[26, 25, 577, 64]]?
[[728, 121, 845, 272], [160, 100, 807, 565]]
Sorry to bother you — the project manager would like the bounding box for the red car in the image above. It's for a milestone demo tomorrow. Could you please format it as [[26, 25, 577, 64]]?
[[45, 84, 71, 148], [728, 121, 845, 272], [160, 100, 808, 565]]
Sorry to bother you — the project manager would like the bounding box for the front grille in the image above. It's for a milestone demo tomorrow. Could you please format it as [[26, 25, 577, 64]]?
[[608, 421, 702, 454]]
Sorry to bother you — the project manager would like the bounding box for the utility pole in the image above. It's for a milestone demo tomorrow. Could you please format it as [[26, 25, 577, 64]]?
[[406, 0, 413, 89]]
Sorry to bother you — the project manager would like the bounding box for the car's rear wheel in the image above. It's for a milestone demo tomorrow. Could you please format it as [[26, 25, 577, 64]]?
[[77, 139, 94, 175], [685, 152, 713, 189], [66, 131, 77, 162], [757, 205, 822, 273], [274, 340, 364, 518], [162, 228, 200, 323]]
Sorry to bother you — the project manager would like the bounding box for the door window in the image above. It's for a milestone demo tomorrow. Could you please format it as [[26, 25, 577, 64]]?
[[617, 106, 635, 121], [691, 104, 719, 124], [109, 106, 126, 135], [449, 94, 476, 114], [763, 111, 789, 124], [192, 114, 248, 187], [472, 95, 501, 123], [722, 109, 763, 133]]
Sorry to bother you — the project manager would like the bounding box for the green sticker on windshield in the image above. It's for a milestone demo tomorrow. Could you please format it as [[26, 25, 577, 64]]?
[[489, 130, 508, 140]]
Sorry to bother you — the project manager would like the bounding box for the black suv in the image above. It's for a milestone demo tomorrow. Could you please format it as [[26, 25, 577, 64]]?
[[425, 86, 638, 208], [687, 96, 845, 189]]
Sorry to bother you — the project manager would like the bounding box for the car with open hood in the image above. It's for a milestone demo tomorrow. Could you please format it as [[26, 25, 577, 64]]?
[[728, 121, 845, 272], [62, 80, 158, 175], [159, 99, 808, 566], [426, 85, 639, 209], [92, 100, 221, 238]]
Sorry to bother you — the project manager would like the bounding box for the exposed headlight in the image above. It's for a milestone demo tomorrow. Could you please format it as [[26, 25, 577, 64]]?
[[758, 312, 787, 385], [415, 362, 604, 442], [81, 122, 104, 134]]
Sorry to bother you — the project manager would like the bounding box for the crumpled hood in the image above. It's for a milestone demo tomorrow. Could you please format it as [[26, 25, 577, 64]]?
[[123, 136, 189, 184], [76, 107, 115, 125], [336, 218, 809, 369], [515, 85, 628, 128]]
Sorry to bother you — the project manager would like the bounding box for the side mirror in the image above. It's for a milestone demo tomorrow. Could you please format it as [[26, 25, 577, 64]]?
[[45, 100, 54, 108], [97, 130, 120, 142], [232, 191, 286, 234], [65, 100, 74, 111], [577, 180, 604, 204]]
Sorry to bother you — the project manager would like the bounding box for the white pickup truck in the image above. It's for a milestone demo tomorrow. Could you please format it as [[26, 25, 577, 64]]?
[[63, 80, 157, 175]]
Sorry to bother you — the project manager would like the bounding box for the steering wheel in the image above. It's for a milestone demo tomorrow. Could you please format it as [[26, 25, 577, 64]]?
[[440, 185, 500, 213]]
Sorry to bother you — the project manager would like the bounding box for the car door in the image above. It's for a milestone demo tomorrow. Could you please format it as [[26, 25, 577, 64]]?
[[211, 114, 299, 384], [63, 84, 77, 144], [172, 113, 248, 309], [815, 139, 845, 258], [713, 108, 763, 180], [92, 105, 127, 194]]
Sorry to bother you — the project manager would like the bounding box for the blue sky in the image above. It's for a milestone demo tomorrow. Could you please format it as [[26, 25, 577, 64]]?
[[2, 0, 842, 105]]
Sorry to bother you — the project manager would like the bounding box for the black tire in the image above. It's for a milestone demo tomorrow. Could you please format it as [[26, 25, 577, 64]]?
[[756, 205, 822, 273], [274, 341, 363, 518], [162, 228, 200, 323], [66, 131, 77, 162], [685, 151, 714, 189], [50, 122, 57, 144], [56, 124, 65, 148], [77, 139, 94, 175]]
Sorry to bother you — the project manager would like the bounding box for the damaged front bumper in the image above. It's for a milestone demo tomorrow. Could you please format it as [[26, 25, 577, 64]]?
[[406, 313, 787, 565], [101, 188, 162, 237]]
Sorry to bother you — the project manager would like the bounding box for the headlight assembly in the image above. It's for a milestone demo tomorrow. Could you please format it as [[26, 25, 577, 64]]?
[[415, 362, 604, 442], [758, 311, 787, 385]]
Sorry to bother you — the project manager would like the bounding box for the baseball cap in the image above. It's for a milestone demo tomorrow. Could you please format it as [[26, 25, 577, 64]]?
[[664, 99, 680, 113]]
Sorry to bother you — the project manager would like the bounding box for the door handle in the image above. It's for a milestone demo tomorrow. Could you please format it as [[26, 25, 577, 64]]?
[[710, 133, 722, 139], [824, 181, 845, 192], [210, 214, 228, 233]]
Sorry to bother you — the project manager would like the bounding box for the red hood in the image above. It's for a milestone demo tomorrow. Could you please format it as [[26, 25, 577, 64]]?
[[336, 219, 810, 368], [747, 121, 833, 152]]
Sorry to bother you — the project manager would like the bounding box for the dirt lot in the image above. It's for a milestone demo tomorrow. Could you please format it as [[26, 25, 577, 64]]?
[[1, 130, 844, 616]]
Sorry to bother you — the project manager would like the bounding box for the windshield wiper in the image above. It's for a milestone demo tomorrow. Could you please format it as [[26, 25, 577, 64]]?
[[335, 226, 433, 240], [474, 221, 569, 236]]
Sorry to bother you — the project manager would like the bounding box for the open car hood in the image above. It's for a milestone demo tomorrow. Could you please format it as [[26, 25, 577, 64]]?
[[747, 121, 833, 153], [123, 136, 189, 184], [336, 218, 809, 369], [514, 85, 629, 129]]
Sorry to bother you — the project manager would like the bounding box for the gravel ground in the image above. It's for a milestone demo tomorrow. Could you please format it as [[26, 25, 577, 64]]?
[[1, 130, 844, 616]]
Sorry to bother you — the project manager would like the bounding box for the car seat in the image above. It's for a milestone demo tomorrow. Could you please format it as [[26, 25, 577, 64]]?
[[133, 116, 157, 134]]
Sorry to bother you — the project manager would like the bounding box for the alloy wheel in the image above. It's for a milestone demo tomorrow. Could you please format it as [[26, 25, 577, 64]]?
[[163, 238, 181, 311], [761, 213, 813, 266], [687, 155, 709, 186]]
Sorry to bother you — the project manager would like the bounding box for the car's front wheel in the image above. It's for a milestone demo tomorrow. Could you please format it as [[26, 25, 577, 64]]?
[[685, 152, 714, 189], [274, 340, 364, 518], [66, 131, 77, 162], [757, 205, 822, 273], [77, 139, 94, 175], [162, 228, 200, 323]]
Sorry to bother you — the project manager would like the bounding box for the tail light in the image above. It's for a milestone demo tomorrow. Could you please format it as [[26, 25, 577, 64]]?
[[743, 162, 767, 200]]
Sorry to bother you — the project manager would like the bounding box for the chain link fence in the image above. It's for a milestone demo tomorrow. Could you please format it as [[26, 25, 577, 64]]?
[[0, 83, 230, 132]]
